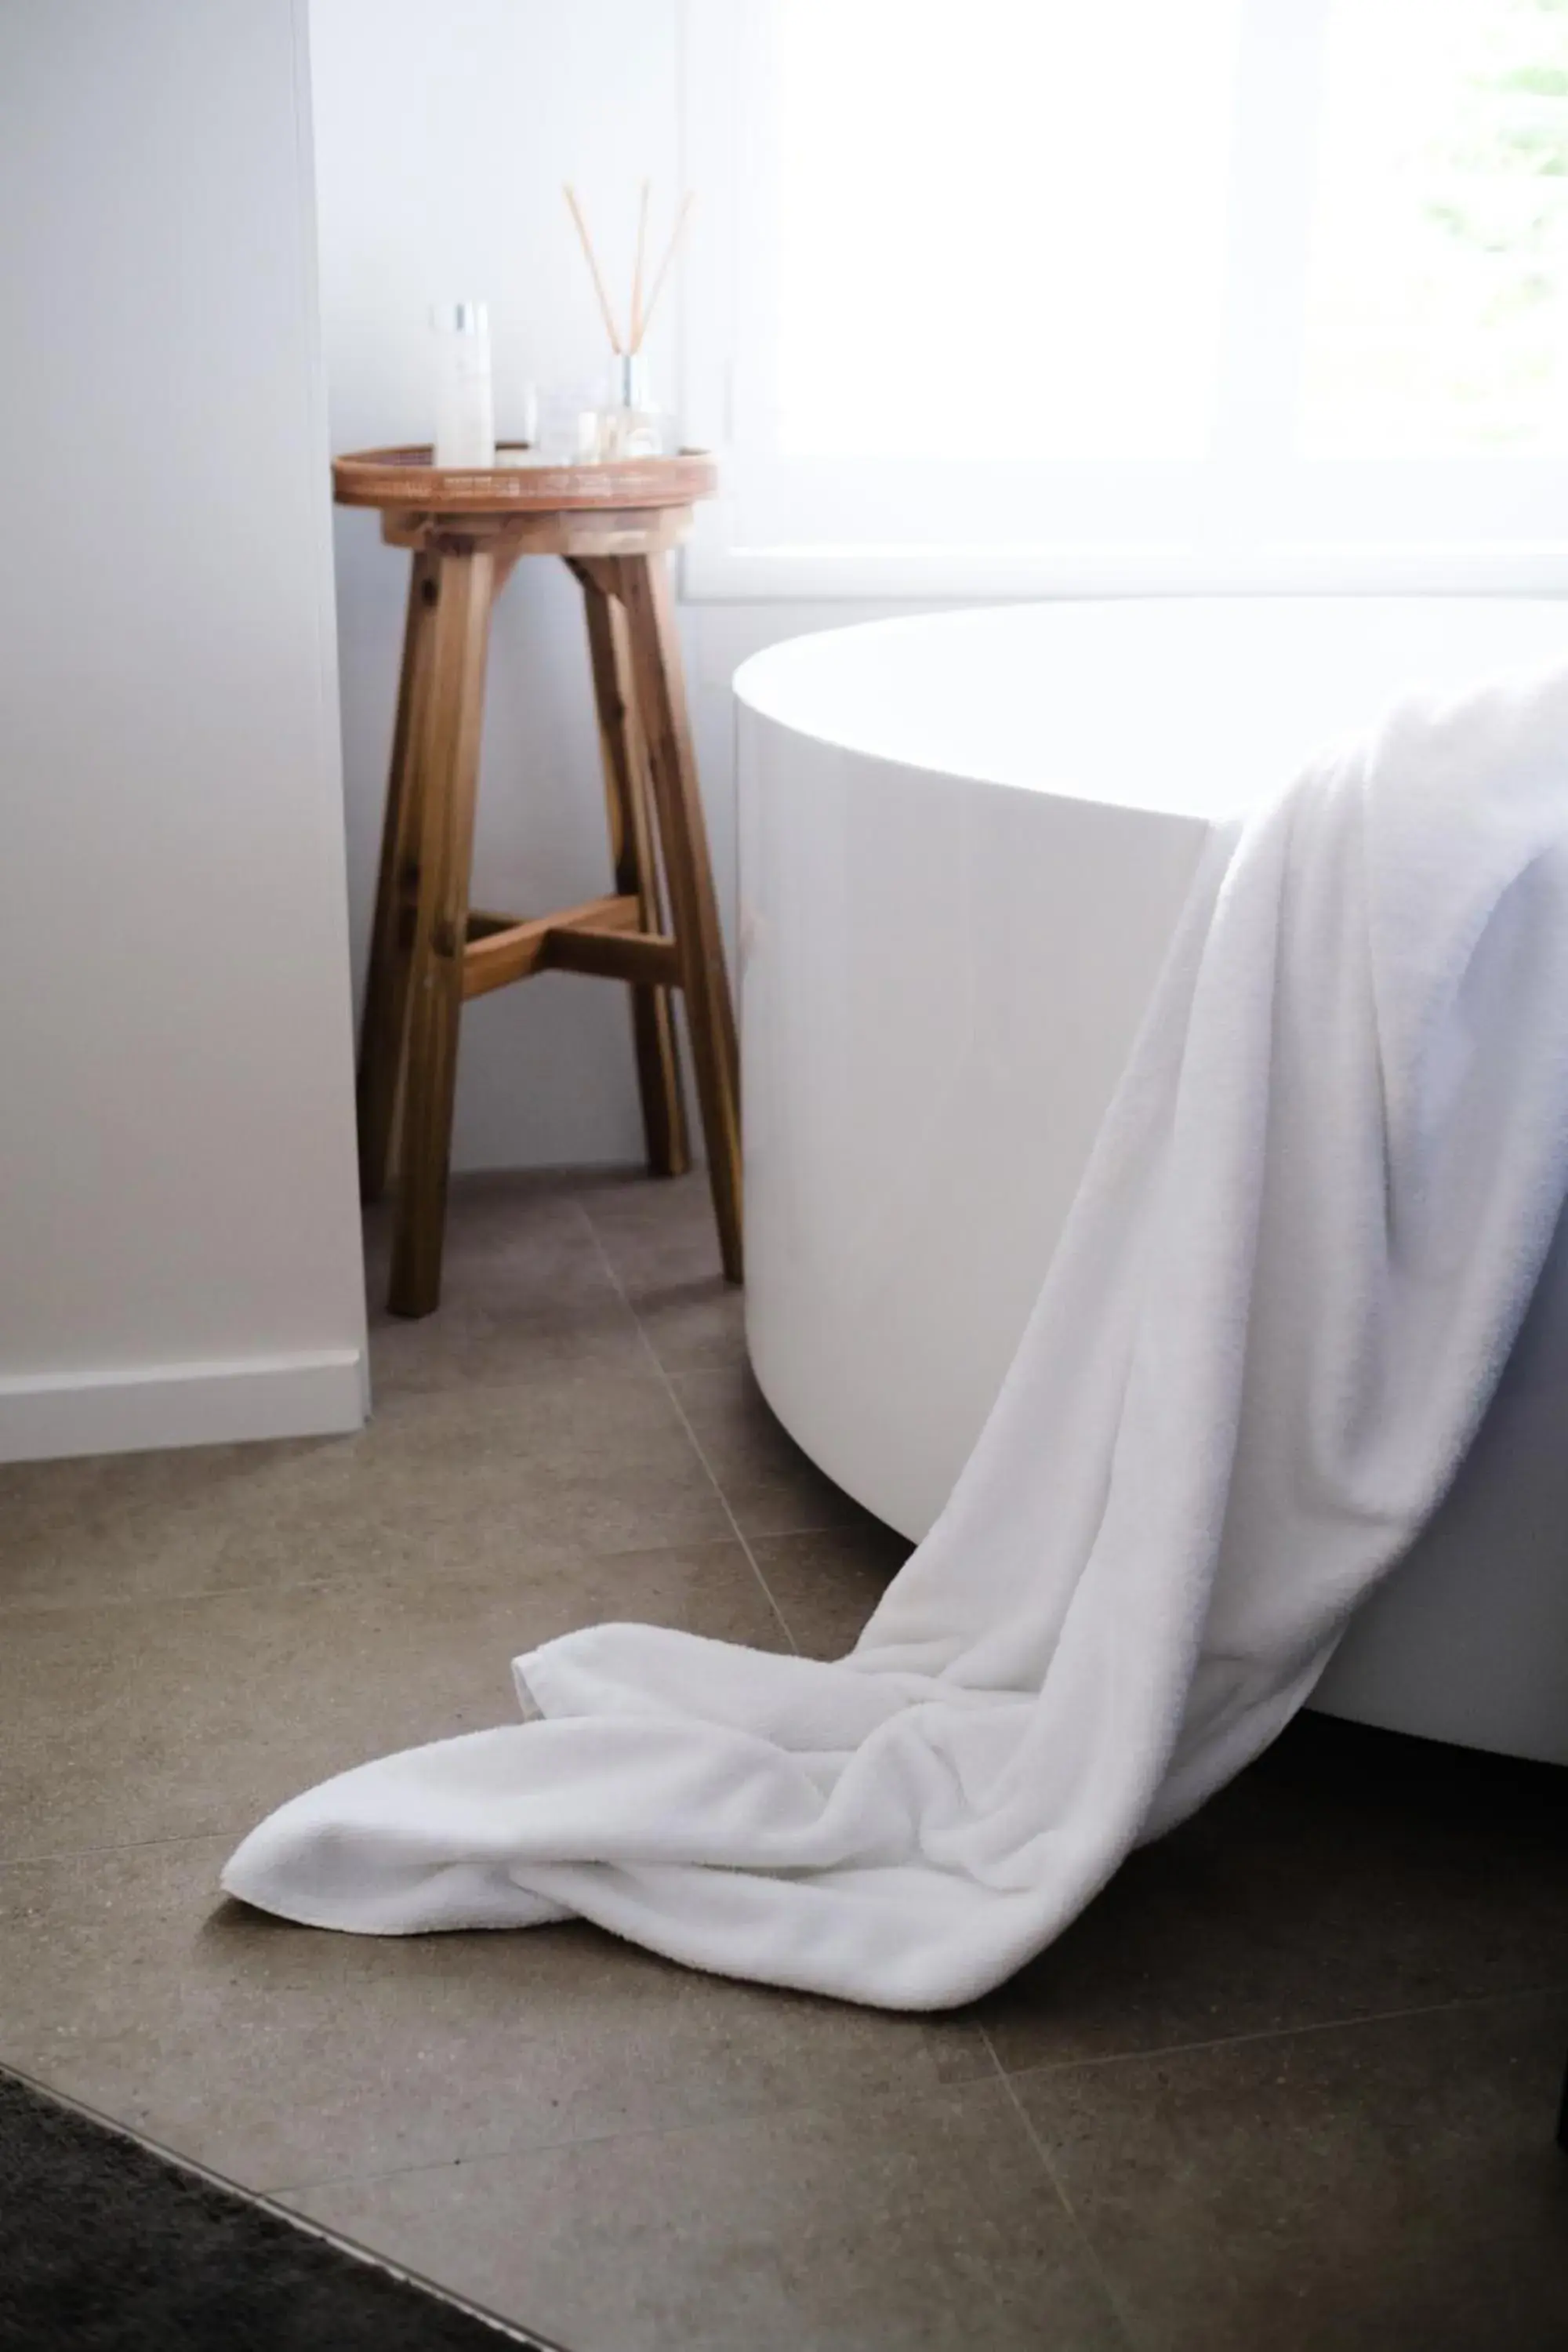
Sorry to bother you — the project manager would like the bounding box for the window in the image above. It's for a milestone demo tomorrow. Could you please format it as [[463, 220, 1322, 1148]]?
[[1303, 0, 1568, 456], [680, 0, 1568, 595]]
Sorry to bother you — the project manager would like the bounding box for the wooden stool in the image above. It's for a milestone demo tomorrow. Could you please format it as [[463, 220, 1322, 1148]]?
[[336, 447, 740, 1318]]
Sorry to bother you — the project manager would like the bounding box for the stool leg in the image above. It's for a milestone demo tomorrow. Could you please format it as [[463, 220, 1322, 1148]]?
[[573, 561, 691, 1178], [615, 551, 742, 1283], [389, 547, 494, 1318], [357, 552, 437, 1203]]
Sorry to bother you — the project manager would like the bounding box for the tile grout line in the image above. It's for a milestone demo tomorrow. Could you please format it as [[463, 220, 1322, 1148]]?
[[0, 2056, 559, 2350], [0, 1826, 245, 1872], [85, 1968, 1568, 2212], [978, 1965, 1568, 2345], [260, 2051, 1014, 2202], [987, 2035, 1152, 2352], [572, 1198, 801, 1657], [982, 1975, 1568, 2086]]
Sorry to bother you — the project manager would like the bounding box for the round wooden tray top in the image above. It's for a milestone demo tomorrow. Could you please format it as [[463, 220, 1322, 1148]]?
[[333, 445, 717, 515]]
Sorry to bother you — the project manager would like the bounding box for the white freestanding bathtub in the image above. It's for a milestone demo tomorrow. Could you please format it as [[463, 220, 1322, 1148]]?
[[735, 597, 1568, 1766]]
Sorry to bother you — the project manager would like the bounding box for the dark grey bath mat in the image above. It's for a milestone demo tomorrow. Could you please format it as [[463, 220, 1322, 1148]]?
[[0, 2064, 553, 2350]]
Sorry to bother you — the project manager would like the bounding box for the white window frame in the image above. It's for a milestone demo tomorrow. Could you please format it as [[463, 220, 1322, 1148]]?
[[677, 0, 1568, 602]]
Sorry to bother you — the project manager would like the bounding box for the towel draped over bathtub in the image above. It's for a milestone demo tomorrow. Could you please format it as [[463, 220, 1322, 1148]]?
[[223, 669, 1568, 2009]]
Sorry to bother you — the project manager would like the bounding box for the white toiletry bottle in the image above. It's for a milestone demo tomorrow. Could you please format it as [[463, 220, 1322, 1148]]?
[[431, 301, 495, 468]]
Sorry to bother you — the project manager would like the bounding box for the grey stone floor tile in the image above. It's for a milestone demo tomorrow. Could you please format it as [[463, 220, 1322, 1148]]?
[[572, 1171, 717, 1258], [1013, 1990, 1568, 2352], [670, 1366, 884, 1541], [0, 1374, 730, 1614], [0, 1840, 1014, 2202], [576, 1173, 746, 1374], [749, 1524, 914, 1661], [281, 2079, 1131, 2352], [0, 1541, 779, 1859], [920, 2016, 1000, 2085], [362, 1178, 649, 1398], [8, 1166, 1567, 2351], [296, 1381, 732, 1581], [978, 1714, 1568, 2071], [0, 1434, 333, 1613]]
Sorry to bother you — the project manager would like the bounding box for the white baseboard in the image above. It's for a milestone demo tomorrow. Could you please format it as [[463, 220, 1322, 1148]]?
[[0, 1348, 368, 1465]]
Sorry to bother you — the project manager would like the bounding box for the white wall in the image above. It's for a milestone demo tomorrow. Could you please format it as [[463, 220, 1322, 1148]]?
[[310, 0, 947, 1171], [0, 0, 367, 1460]]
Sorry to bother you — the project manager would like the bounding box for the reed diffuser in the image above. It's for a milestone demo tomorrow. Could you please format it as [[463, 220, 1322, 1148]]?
[[564, 180, 695, 458]]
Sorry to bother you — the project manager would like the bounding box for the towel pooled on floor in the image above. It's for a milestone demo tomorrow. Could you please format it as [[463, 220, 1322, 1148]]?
[[223, 669, 1568, 2008]]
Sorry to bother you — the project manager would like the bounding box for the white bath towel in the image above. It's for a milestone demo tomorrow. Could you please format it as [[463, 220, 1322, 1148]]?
[[223, 669, 1568, 2009]]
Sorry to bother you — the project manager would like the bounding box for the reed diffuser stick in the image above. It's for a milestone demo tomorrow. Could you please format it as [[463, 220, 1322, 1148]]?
[[563, 183, 623, 354], [629, 178, 651, 352], [633, 192, 696, 352]]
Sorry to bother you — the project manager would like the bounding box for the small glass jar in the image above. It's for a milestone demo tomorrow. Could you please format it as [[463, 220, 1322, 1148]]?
[[597, 353, 664, 459], [531, 383, 600, 465]]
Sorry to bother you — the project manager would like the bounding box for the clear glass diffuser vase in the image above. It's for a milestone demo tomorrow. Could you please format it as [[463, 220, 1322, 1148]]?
[[597, 353, 663, 459]]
